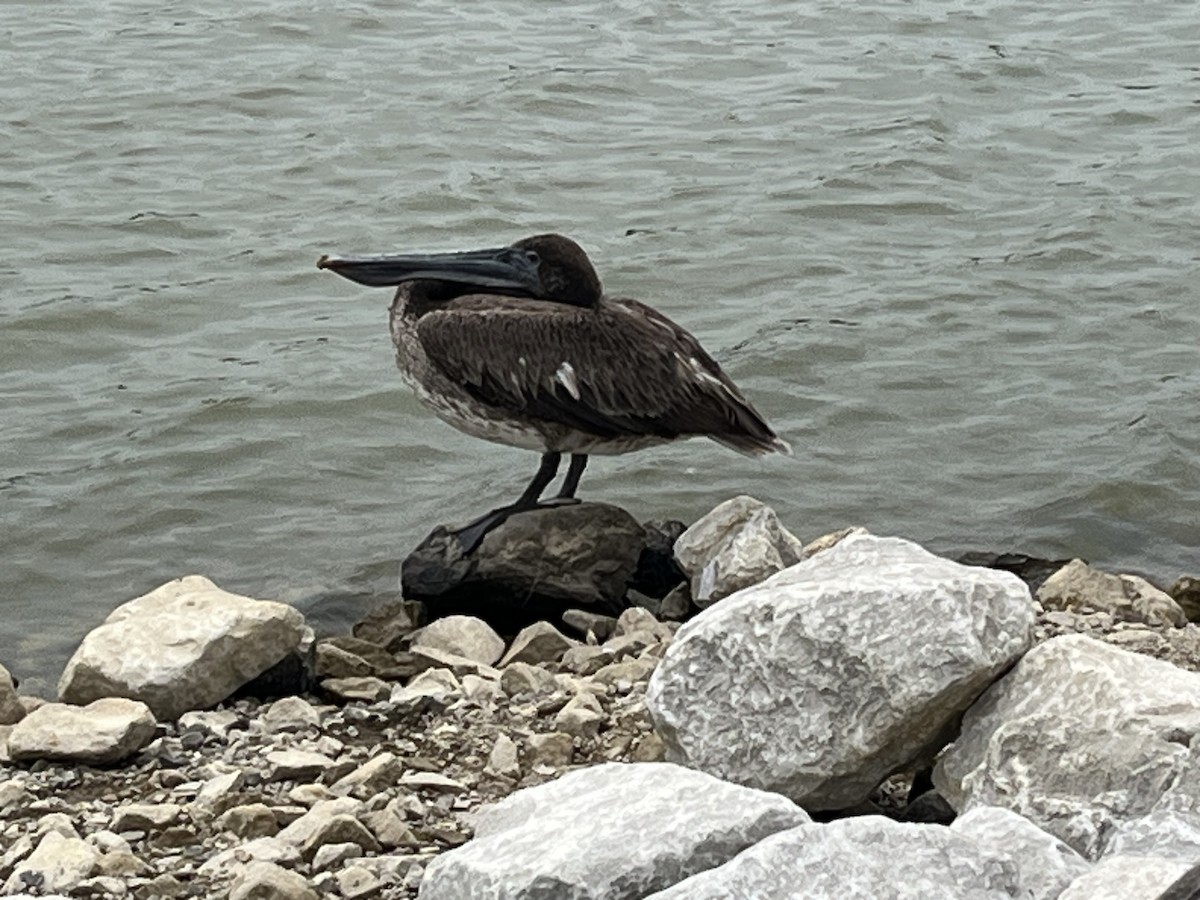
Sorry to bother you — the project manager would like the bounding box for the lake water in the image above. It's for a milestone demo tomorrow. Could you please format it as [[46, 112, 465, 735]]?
[[3, 0, 1198, 694]]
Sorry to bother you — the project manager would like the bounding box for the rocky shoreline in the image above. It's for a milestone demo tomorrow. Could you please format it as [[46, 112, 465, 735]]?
[[2, 496, 1199, 899]]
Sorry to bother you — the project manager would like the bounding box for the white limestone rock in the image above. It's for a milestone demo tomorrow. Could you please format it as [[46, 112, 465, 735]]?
[[644, 816, 1020, 900], [673, 495, 805, 607], [1056, 854, 1191, 900], [411, 615, 505, 666], [262, 696, 322, 733], [1, 832, 99, 895], [1103, 807, 1200, 861], [647, 533, 1036, 809], [935, 634, 1200, 859], [1037, 558, 1186, 627], [418, 761, 808, 900], [950, 806, 1090, 899], [58, 575, 308, 720], [0, 663, 23, 725], [6, 698, 156, 765]]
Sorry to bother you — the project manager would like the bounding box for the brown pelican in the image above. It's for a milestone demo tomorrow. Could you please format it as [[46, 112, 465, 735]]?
[[318, 233, 789, 552]]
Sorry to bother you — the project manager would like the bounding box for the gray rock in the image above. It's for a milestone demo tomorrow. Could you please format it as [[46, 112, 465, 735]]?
[[58, 575, 308, 720], [936, 634, 1200, 858], [418, 761, 808, 900], [613, 607, 672, 642], [485, 733, 520, 778], [499, 661, 558, 695], [562, 609, 617, 642], [1057, 854, 1191, 900], [322, 676, 391, 702], [390, 668, 461, 713], [262, 696, 322, 733], [411, 615, 505, 666], [645, 816, 1019, 900], [220, 803, 281, 840], [229, 860, 318, 900], [673, 495, 805, 607], [498, 621, 579, 667], [7, 698, 156, 765], [267, 749, 336, 782], [1103, 807, 1200, 861], [409, 645, 501, 680], [404, 502, 646, 620], [110, 802, 184, 832], [399, 772, 467, 794], [1038, 559, 1186, 628], [311, 841, 364, 872], [950, 806, 1090, 899], [2, 832, 99, 895], [0, 663, 23, 725], [555, 692, 605, 740], [337, 865, 384, 900], [648, 533, 1035, 810], [331, 752, 406, 799], [526, 732, 574, 769], [352, 600, 425, 652]]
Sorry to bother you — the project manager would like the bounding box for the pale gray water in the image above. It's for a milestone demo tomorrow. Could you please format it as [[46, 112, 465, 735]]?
[[2, 0, 1198, 694]]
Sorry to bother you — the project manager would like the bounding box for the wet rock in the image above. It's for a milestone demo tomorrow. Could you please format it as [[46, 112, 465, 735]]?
[[950, 806, 1089, 899], [498, 621, 579, 667], [1057, 854, 1191, 900], [419, 762, 807, 899], [58, 575, 309, 720], [0, 663, 23, 725], [411, 615, 505, 666], [673, 495, 805, 607], [936, 634, 1200, 858], [1038, 558, 1186, 628], [7, 697, 157, 765], [402, 502, 647, 630], [648, 533, 1036, 810], [229, 860, 318, 900], [645, 816, 1019, 900], [1, 831, 99, 895]]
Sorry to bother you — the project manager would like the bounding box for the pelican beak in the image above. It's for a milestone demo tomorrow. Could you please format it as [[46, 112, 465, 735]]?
[[317, 246, 540, 292]]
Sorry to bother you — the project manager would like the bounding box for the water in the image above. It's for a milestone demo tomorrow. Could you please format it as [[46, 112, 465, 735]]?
[[3, 0, 1198, 694]]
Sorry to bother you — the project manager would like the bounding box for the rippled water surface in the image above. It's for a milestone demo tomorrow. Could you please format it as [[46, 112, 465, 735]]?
[[3, 0, 1198, 692]]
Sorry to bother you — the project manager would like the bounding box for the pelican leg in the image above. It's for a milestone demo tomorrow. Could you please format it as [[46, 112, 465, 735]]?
[[555, 454, 588, 499], [453, 452, 562, 554]]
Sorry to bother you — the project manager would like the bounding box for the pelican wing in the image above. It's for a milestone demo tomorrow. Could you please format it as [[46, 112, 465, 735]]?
[[415, 296, 785, 454]]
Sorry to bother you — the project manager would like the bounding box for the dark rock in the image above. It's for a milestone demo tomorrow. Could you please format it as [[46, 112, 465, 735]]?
[[561, 609, 617, 643], [318, 636, 410, 679], [1170, 577, 1200, 624], [352, 600, 426, 652], [233, 638, 316, 702], [1159, 862, 1200, 900], [402, 503, 647, 634], [632, 519, 688, 599], [956, 550, 1073, 595]]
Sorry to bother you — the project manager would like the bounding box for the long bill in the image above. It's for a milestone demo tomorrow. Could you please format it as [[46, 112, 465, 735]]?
[[317, 246, 540, 292]]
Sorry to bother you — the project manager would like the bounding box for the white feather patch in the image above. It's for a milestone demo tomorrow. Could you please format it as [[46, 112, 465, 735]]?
[[555, 361, 581, 400]]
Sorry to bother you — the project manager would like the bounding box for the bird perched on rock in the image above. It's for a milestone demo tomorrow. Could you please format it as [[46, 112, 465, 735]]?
[[318, 233, 788, 551]]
